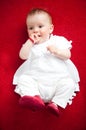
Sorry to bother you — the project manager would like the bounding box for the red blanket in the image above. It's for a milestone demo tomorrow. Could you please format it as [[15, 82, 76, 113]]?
[[0, 0, 86, 130]]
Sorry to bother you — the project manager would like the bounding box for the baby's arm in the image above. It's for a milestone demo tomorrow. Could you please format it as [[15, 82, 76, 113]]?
[[19, 39, 33, 60], [47, 45, 71, 60], [19, 33, 40, 60]]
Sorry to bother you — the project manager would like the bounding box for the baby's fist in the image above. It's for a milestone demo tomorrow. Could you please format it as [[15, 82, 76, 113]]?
[[47, 45, 57, 54]]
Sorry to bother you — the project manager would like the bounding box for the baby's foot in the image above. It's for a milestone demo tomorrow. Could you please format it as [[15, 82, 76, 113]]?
[[19, 95, 45, 111], [47, 102, 59, 116]]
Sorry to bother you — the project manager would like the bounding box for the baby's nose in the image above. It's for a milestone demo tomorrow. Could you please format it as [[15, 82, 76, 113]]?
[[33, 27, 39, 32]]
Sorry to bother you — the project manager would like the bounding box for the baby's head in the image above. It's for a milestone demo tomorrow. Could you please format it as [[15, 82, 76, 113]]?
[[26, 8, 54, 44], [26, 8, 53, 24]]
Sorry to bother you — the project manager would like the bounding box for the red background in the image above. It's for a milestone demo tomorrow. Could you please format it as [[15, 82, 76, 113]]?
[[0, 0, 86, 130]]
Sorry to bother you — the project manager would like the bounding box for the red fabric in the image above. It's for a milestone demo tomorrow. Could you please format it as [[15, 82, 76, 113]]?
[[0, 0, 86, 130]]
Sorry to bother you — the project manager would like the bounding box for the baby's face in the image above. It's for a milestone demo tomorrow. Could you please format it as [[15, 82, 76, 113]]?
[[26, 13, 54, 44]]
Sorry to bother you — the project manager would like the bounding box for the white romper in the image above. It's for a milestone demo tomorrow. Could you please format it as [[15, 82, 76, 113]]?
[[13, 35, 80, 108]]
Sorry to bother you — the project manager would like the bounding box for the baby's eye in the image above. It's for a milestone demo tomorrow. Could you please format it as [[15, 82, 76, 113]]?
[[29, 27, 33, 30], [39, 25, 43, 28]]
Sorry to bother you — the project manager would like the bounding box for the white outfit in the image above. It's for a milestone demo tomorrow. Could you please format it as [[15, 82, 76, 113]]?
[[13, 35, 80, 108]]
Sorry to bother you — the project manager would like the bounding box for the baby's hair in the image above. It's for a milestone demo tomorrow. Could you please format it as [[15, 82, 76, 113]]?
[[26, 8, 53, 24]]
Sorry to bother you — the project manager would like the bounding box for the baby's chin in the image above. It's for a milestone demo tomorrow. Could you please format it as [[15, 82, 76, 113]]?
[[34, 35, 50, 44], [36, 39, 49, 44]]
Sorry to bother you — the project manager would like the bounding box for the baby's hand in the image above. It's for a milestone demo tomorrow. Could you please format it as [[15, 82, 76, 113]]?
[[29, 34, 41, 44], [47, 45, 71, 60], [47, 45, 57, 54]]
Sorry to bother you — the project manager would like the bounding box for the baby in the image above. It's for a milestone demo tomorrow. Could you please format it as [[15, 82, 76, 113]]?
[[13, 8, 80, 116]]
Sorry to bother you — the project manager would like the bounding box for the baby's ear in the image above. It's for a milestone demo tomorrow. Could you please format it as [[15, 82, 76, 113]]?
[[50, 24, 54, 34]]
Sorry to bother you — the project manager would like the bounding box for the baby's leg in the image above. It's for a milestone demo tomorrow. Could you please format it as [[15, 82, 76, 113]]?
[[52, 78, 76, 109], [14, 74, 40, 96], [14, 75, 45, 110]]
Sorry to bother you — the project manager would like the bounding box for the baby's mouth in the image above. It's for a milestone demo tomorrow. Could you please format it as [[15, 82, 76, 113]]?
[[33, 34, 41, 39], [37, 34, 41, 37]]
